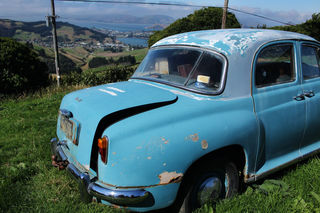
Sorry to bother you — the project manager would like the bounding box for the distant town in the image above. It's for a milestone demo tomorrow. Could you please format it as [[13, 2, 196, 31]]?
[[30, 28, 153, 51]]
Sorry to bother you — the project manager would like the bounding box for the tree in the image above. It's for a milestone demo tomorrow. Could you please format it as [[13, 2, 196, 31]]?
[[148, 7, 241, 47], [271, 13, 320, 41], [0, 37, 49, 94]]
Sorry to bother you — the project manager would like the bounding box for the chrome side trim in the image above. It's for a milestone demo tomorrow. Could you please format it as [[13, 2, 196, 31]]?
[[51, 138, 153, 207], [245, 148, 320, 183]]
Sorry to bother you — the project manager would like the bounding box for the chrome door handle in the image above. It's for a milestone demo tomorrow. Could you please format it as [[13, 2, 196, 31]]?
[[304, 91, 315, 98], [294, 94, 305, 101]]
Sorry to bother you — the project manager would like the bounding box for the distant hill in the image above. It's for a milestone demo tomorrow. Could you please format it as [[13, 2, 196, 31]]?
[[83, 14, 175, 25], [0, 19, 111, 43]]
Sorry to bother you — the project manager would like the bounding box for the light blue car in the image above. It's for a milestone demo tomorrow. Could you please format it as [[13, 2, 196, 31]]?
[[51, 29, 320, 212]]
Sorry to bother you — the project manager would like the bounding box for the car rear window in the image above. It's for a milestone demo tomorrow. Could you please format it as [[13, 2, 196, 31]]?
[[301, 45, 320, 80], [132, 47, 226, 94]]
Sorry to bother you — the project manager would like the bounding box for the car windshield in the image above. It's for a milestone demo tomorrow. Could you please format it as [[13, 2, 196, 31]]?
[[131, 47, 226, 94]]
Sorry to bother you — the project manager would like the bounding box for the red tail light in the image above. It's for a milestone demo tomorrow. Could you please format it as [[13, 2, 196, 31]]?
[[98, 136, 108, 163]]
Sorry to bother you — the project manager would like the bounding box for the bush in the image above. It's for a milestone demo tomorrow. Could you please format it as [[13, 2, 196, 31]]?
[[0, 37, 49, 94], [62, 65, 134, 86], [88, 57, 108, 68], [271, 13, 320, 41], [117, 55, 136, 66]]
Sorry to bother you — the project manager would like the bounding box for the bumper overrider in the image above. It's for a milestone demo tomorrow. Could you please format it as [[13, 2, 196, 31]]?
[[50, 138, 154, 207]]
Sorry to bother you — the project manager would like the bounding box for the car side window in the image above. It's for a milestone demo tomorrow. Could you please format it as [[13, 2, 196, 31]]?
[[255, 44, 295, 87], [301, 45, 320, 80]]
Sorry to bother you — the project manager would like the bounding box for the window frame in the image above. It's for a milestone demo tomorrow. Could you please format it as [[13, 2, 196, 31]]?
[[300, 43, 320, 81], [131, 45, 228, 96], [253, 42, 297, 89]]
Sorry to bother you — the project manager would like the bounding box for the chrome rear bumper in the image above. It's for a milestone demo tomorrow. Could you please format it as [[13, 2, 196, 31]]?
[[50, 138, 153, 207]]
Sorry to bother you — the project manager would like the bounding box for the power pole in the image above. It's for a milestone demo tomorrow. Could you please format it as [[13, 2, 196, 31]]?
[[221, 0, 229, 29], [50, 0, 61, 87]]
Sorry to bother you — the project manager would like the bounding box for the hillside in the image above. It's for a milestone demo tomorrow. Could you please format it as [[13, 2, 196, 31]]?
[[0, 19, 111, 43]]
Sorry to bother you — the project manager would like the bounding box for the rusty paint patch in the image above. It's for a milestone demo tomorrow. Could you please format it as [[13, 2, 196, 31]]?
[[51, 155, 69, 170], [158, 171, 183, 184], [83, 164, 90, 170], [75, 97, 82, 102], [201, 140, 208, 150], [161, 137, 169, 144], [186, 133, 199, 142]]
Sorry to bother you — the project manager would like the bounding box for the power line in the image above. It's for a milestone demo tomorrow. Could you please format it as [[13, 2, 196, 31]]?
[[57, 0, 207, 7], [56, 0, 295, 26], [228, 7, 295, 26]]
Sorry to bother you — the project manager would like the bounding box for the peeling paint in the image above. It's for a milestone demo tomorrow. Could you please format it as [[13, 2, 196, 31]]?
[[186, 133, 199, 142], [112, 152, 116, 155], [201, 140, 208, 150], [152, 29, 315, 56], [147, 156, 152, 160], [161, 137, 169, 144], [75, 97, 82, 102], [83, 164, 90, 170], [158, 171, 183, 184]]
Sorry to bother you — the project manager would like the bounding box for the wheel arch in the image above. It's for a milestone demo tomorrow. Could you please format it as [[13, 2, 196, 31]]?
[[182, 145, 247, 181]]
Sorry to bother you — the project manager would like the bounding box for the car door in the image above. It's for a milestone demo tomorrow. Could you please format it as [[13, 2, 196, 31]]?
[[252, 41, 306, 171], [299, 42, 320, 154]]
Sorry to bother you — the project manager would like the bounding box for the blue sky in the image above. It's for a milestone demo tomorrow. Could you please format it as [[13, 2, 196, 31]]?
[[0, 0, 319, 27]]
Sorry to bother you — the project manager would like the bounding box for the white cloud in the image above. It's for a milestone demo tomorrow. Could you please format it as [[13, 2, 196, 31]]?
[[232, 6, 313, 27], [0, 0, 315, 28]]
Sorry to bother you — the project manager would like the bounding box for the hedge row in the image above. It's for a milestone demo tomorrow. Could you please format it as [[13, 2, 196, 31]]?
[[61, 65, 135, 86]]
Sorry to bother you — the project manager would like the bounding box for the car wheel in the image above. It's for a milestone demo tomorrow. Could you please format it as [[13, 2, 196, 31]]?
[[178, 160, 239, 213]]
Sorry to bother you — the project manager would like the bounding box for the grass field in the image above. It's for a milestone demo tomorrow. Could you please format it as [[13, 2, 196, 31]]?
[[0, 86, 320, 212]]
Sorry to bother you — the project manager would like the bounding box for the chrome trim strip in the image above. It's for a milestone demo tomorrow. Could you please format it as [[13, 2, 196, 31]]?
[[245, 148, 320, 183], [88, 182, 151, 206]]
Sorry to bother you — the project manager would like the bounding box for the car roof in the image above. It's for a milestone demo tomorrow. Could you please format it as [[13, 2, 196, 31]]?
[[152, 29, 318, 57]]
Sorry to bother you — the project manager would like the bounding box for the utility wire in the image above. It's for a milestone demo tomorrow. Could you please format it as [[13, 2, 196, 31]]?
[[228, 7, 295, 26], [57, 0, 206, 7], [56, 0, 295, 26]]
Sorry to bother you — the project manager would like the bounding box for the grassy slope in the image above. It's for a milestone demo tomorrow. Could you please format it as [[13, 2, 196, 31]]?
[[0, 87, 122, 213], [0, 87, 319, 212]]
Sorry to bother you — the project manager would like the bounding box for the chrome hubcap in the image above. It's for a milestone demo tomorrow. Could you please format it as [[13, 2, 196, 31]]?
[[197, 177, 223, 205]]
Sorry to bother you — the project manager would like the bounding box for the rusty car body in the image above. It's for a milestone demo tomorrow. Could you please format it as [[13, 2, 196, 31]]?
[[51, 29, 320, 212]]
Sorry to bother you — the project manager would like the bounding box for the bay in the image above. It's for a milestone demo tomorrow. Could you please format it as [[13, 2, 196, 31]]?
[[117, 37, 148, 47]]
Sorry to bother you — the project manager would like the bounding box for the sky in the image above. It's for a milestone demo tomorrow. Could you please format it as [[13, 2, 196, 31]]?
[[0, 0, 319, 27]]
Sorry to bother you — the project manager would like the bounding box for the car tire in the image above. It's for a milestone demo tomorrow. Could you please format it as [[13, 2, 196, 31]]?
[[178, 160, 239, 213]]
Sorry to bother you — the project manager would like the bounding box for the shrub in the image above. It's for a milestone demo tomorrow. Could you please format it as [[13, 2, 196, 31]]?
[[88, 56, 108, 68], [62, 65, 135, 86], [0, 37, 49, 94]]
